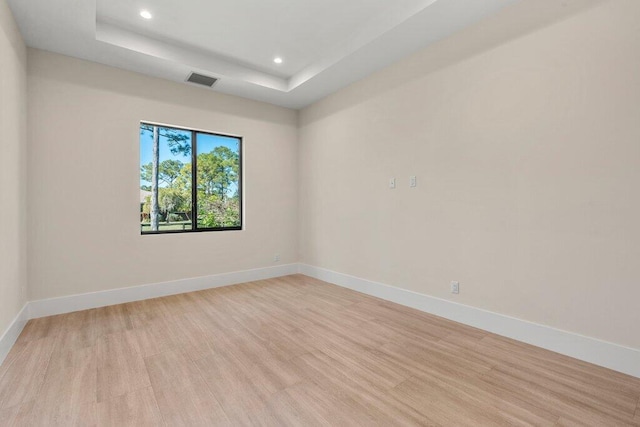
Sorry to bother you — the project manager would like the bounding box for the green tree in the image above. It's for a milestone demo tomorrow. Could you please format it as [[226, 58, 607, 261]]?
[[196, 146, 240, 227], [197, 146, 239, 201], [197, 195, 239, 228], [172, 163, 192, 196], [141, 160, 184, 187], [159, 188, 189, 222]]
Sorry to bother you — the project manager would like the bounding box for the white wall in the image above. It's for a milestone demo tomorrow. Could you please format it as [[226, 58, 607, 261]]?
[[27, 49, 298, 301], [0, 0, 27, 336], [299, 0, 640, 350]]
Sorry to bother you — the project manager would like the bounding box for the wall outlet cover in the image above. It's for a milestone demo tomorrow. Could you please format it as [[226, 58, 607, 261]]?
[[451, 281, 459, 294]]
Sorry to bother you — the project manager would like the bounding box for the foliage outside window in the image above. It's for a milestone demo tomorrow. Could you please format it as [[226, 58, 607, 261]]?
[[139, 123, 242, 234]]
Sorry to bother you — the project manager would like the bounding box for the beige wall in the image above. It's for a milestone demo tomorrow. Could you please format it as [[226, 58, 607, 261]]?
[[0, 0, 27, 334], [27, 49, 298, 300], [299, 0, 640, 349]]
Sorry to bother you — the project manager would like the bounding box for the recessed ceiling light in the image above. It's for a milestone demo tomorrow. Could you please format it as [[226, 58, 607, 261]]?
[[140, 10, 152, 19], [273, 57, 283, 64]]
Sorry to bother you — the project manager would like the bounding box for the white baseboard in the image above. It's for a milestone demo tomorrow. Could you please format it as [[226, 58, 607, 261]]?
[[0, 304, 29, 366], [1, 264, 297, 367], [28, 263, 299, 319], [5, 262, 639, 379], [299, 264, 640, 379]]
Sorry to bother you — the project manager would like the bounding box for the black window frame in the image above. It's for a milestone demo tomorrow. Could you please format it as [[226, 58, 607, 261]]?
[[140, 122, 243, 235]]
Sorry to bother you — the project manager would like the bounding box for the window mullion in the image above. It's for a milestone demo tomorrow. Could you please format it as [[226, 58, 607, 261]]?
[[192, 130, 197, 231]]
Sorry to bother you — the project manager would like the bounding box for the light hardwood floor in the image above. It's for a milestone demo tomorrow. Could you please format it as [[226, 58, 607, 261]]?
[[0, 274, 639, 426]]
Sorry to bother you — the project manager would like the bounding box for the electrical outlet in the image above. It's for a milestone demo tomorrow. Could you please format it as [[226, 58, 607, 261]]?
[[450, 281, 459, 294], [389, 178, 396, 189], [410, 176, 417, 188], [274, 254, 280, 262]]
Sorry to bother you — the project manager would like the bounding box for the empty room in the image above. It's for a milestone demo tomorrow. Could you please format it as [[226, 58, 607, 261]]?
[[1, 0, 639, 425]]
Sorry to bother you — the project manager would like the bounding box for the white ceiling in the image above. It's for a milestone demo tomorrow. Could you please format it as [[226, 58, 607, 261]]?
[[8, 0, 520, 109]]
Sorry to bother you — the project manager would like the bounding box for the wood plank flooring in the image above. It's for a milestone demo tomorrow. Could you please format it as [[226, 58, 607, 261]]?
[[0, 274, 639, 426]]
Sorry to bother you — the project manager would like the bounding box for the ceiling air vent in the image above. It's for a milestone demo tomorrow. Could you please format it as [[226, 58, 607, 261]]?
[[186, 72, 218, 88]]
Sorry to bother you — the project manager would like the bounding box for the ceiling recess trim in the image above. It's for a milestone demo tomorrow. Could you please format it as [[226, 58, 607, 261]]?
[[8, 0, 537, 108], [95, 0, 445, 94], [95, 21, 289, 92]]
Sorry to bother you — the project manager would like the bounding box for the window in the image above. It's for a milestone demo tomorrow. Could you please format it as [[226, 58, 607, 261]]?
[[139, 122, 242, 234]]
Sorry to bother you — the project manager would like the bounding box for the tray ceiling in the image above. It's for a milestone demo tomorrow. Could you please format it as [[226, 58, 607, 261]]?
[[10, 0, 521, 108]]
